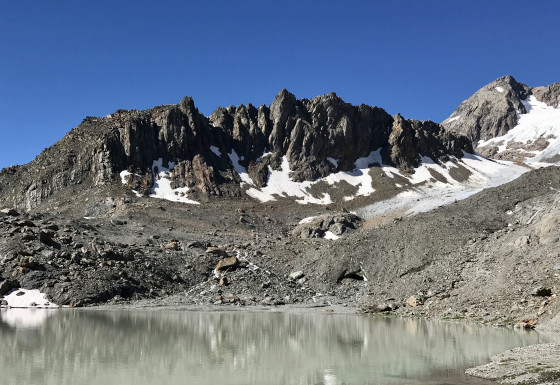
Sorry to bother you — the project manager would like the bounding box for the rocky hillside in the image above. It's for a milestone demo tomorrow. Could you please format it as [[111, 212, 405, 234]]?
[[0, 91, 472, 211], [442, 75, 560, 162]]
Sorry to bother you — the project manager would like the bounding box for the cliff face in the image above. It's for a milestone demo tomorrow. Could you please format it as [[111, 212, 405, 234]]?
[[442, 75, 560, 145], [441, 75, 532, 143], [0, 90, 472, 210]]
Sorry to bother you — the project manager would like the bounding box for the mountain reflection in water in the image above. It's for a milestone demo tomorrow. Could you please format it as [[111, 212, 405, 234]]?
[[0, 309, 552, 385]]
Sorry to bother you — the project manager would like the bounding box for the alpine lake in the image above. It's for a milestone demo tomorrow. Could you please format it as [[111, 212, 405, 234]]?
[[0, 308, 555, 385]]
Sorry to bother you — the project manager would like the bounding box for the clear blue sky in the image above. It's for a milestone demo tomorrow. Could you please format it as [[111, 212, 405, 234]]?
[[1, 1, 559, 169]]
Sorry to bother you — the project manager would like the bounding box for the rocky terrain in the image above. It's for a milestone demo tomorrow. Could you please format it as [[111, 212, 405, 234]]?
[[1, 75, 560, 383]]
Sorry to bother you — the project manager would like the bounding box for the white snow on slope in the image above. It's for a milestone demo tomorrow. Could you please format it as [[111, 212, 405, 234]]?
[[478, 96, 560, 163], [229, 149, 404, 204], [228, 147, 530, 211], [2, 289, 59, 308], [356, 153, 528, 220], [119, 170, 143, 197], [496, 86, 505, 93], [120, 170, 132, 184], [228, 150, 255, 186], [150, 158, 200, 204], [445, 115, 461, 123], [325, 150, 381, 200], [210, 145, 222, 157], [246, 156, 332, 204]]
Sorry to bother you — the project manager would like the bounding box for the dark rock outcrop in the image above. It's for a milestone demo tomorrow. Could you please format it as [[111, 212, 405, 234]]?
[[0, 91, 473, 210], [292, 212, 363, 239]]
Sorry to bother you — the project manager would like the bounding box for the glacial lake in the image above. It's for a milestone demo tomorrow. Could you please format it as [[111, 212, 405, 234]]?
[[0, 308, 555, 385]]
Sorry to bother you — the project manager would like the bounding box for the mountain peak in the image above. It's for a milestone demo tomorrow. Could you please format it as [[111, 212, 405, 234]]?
[[442, 76, 532, 142], [442, 76, 560, 163]]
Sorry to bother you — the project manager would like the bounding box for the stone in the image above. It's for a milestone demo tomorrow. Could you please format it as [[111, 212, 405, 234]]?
[[407, 295, 424, 307], [532, 287, 552, 297], [0, 208, 19, 216], [164, 241, 180, 251], [289, 271, 305, 280], [0, 279, 19, 296], [367, 303, 397, 313], [536, 210, 560, 245], [214, 255, 238, 274], [39, 230, 55, 244], [206, 247, 229, 258], [16, 220, 36, 227], [514, 319, 537, 329], [292, 212, 363, 239], [187, 241, 204, 248]]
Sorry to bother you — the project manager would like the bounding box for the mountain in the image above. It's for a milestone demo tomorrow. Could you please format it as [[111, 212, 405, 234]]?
[[442, 75, 560, 163], [0, 90, 475, 212], [1, 77, 560, 327]]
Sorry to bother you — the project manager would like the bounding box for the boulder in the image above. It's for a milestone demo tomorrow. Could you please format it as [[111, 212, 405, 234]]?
[[292, 213, 363, 239], [289, 271, 305, 280], [0, 208, 19, 216], [214, 255, 238, 275], [0, 279, 19, 296], [532, 287, 552, 297], [206, 247, 229, 258], [407, 295, 424, 307]]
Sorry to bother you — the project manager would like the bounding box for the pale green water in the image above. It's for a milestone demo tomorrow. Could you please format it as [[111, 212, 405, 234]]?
[[0, 309, 553, 385]]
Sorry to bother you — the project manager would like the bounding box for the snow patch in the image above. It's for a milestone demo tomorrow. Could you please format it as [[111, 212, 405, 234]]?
[[357, 153, 528, 220], [496, 86, 505, 93], [120, 170, 132, 184], [323, 231, 339, 240], [2, 289, 59, 308], [327, 157, 339, 167], [325, 150, 383, 200], [210, 146, 221, 157], [228, 150, 255, 186], [150, 158, 200, 204], [119, 170, 143, 197], [445, 115, 461, 123], [477, 96, 560, 163], [298, 216, 317, 224], [245, 156, 332, 204]]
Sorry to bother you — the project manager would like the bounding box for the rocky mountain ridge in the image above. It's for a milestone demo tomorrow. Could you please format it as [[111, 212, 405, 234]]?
[[0, 90, 472, 211], [442, 75, 560, 162]]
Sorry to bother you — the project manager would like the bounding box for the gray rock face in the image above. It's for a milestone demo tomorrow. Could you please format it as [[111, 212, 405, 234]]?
[[533, 82, 560, 108], [442, 75, 531, 143], [442, 75, 560, 148], [0, 91, 472, 210]]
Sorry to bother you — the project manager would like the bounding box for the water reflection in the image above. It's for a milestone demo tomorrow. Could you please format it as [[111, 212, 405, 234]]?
[[0, 308, 57, 329], [0, 309, 553, 385]]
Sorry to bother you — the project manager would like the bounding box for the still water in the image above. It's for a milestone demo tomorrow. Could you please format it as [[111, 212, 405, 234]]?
[[0, 308, 554, 385]]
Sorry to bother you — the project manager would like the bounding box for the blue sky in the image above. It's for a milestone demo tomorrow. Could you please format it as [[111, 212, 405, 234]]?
[[1, 1, 559, 169]]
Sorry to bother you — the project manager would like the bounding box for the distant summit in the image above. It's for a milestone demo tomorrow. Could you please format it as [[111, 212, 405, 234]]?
[[442, 76, 560, 162]]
